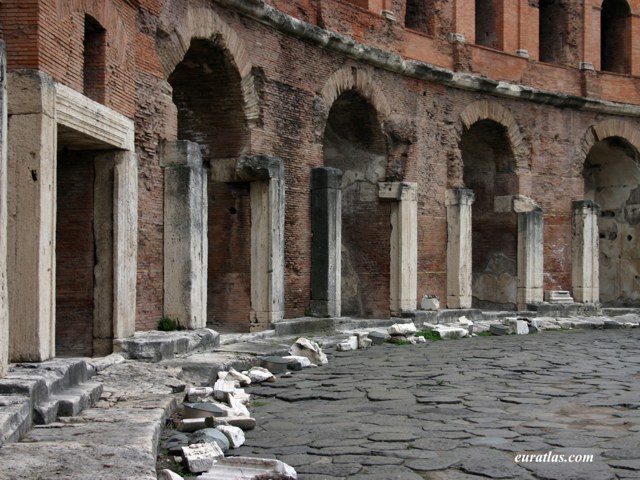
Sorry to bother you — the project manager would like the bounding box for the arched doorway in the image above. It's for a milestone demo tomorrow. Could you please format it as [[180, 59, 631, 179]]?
[[323, 90, 391, 318], [584, 136, 640, 305], [539, 0, 569, 64], [461, 119, 518, 310], [168, 38, 251, 332]]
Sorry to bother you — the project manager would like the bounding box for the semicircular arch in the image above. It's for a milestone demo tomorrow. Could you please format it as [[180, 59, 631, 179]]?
[[156, 5, 259, 124], [576, 118, 640, 174]]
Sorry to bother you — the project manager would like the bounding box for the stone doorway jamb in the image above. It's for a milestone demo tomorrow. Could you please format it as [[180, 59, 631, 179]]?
[[379, 182, 418, 314], [446, 188, 474, 309], [572, 200, 600, 303], [310, 167, 342, 318]]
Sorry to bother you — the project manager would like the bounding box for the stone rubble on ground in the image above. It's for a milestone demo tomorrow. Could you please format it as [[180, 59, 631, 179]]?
[[290, 337, 328, 365], [181, 443, 224, 473], [388, 322, 417, 336], [165, 351, 309, 477]]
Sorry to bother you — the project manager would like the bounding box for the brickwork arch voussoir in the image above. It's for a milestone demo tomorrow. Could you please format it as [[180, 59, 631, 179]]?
[[156, 5, 259, 123], [458, 100, 528, 170], [576, 119, 640, 173]]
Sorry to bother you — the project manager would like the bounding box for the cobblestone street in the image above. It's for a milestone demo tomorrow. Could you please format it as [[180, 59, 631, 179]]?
[[235, 329, 640, 480]]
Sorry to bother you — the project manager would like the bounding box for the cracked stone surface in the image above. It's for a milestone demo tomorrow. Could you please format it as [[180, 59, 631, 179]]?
[[232, 329, 640, 479]]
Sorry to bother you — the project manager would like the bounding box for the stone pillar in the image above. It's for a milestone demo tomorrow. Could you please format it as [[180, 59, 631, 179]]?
[[310, 167, 342, 317], [113, 150, 138, 339], [161, 141, 207, 329], [572, 200, 600, 303], [250, 170, 285, 331], [446, 189, 474, 309], [0, 43, 8, 376], [7, 70, 57, 362], [517, 209, 544, 310], [379, 182, 418, 314]]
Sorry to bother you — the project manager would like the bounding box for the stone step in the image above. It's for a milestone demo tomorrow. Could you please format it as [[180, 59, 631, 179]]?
[[273, 317, 335, 336], [0, 359, 101, 443], [114, 328, 220, 362], [0, 394, 31, 447], [34, 382, 104, 423]]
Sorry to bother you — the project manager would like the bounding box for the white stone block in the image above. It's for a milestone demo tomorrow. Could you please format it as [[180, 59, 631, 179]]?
[[158, 469, 184, 480], [421, 295, 440, 310], [181, 443, 224, 473], [282, 355, 311, 368], [336, 341, 354, 352], [457, 316, 473, 326], [290, 337, 328, 365], [187, 387, 214, 403], [247, 367, 274, 383], [227, 367, 251, 386], [388, 323, 417, 335], [433, 325, 468, 339], [197, 457, 297, 479], [216, 425, 245, 449], [213, 380, 236, 402]]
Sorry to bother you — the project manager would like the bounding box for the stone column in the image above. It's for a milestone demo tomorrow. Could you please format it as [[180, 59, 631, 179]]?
[[517, 209, 544, 310], [249, 165, 285, 331], [310, 167, 342, 317], [0, 43, 8, 376], [379, 182, 418, 314], [7, 70, 57, 362], [161, 141, 207, 329], [446, 189, 474, 309], [572, 200, 600, 303]]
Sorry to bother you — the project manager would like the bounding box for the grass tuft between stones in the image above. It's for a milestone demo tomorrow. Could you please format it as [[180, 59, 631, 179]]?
[[415, 330, 442, 341]]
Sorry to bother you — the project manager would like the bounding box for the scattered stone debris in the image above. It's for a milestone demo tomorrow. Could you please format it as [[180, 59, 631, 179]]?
[[388, 323, 417, 336], [423, 323, 469, 339], [196, 457, 297, 479], [290, 338, 328, 365], [181, 443, 224, 473], [367, 330, 388, 345], [158, 469, 185, 480], [162, 352, 311, 477]]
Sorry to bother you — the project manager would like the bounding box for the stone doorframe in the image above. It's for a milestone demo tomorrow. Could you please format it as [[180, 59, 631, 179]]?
[[7, 70, 137, 362], [572, 200, 600, 303], [310, 174, 418, 317], [208, 155, 285, 331], [446, 191, 544, 310]]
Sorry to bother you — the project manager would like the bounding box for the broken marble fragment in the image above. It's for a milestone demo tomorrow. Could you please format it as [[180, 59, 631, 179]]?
[[290, 338, 328, 365]]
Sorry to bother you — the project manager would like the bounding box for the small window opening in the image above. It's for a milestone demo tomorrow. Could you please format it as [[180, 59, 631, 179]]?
[[83, 15, 106, 103]]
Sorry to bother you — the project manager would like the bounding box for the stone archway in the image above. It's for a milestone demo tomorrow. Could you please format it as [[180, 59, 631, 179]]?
[[583, 129, 640, 306], [159, 12, 282, 333], [451, 101, 541, 310]]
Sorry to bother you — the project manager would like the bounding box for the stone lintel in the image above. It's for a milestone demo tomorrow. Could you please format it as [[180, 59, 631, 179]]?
[[445, 188, 474, 206], [378, 182, 417, 201], [55, 83, 134, 150], [160, 140, 203, 168]]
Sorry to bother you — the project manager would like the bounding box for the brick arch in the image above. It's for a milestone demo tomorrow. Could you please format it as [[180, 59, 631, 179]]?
[[575, 118, 640, 174], [156, 5, 259, 124], [317, 67, 391, 140], [595, 0, 639, 14], [459, 100, 528, 168], [54, 0, 129, 64]]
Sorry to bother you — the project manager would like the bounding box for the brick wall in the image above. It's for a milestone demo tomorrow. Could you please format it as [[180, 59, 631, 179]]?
[[12, 0, 640, 332], [56, 152, 95, 357]]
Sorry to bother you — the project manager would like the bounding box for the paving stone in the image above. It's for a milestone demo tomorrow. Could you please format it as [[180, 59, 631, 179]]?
[[347, 465, 425, 479], [367, 431, 421, 442]]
